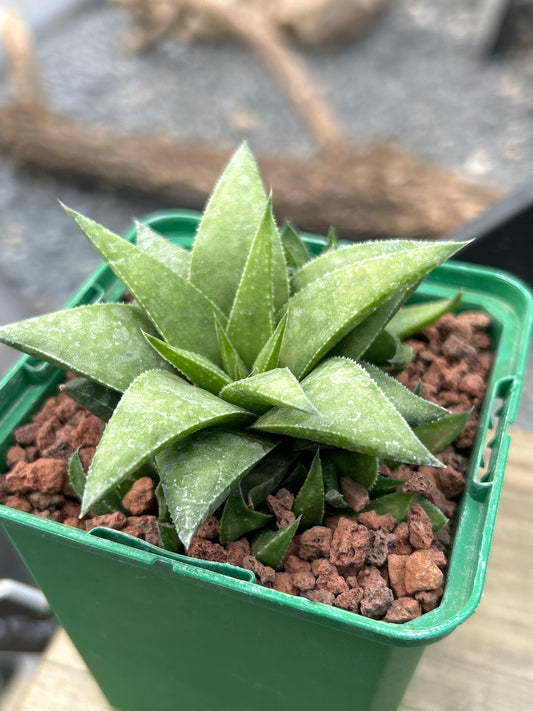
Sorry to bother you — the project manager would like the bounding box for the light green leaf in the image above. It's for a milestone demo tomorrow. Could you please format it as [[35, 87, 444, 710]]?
[[64, 206, 225, 365], [363, 491, 413, 521], [361, 361, 447, 426], [220, 368, 318, 415], [414, 408, 473, 454], [189, 143, 268, 314], [215, 317, 249, 381], [360, 329, 407, 366], [293, 450, 325, 529], [388, 292, 462, 339], [155, 482, 171, 523], [323, 226, 338, 253], [254, 358, 442, 467], [60, 378, 121, 422], [330, 450, 379, 489], [81, 370, 252, 515], [412, 494, 448, 531], [68, 451, 125, 516], [220, 485, 273, 545], [135, 221, 191, 279], [280, 242, 464, 379], [0, 304, 172, 392], [291, 240, 420, 292], [156, 429, 276, 547], [371, 475, 406, 497], [227, 199, 275, 369], [144, 332, 231, 395], [251, 312, 288, 374], [251, 516, 301, 571], [281, 223, 310, 270]]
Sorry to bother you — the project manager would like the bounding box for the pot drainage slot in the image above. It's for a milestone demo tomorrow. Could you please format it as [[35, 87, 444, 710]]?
[[79, 284, 106, 305], [22, 357, 52, 384], [474, 376, 515, 488]]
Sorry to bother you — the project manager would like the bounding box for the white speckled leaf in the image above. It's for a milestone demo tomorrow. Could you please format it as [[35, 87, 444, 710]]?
[[189, 143, 268, 315], [144, 332, 231, 394], [215, 317, 248, 381], [81, 370, 252, 515], [291, 240, 419, 292], [361, 361, 447, 426], [135, 221, 191, 279], [0, 304, 172, 392], [253, 358, 442, 466], [156, 430, 277, 547], [251, 312, 287, 374], [387, 292, 462, 340], [227, 200, 275, 369], [279, 241, 463, 379], [64, 206, 225, 365], [220, 368, 318, 415]]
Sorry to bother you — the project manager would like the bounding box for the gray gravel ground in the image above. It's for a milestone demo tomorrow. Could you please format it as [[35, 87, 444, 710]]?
[[0, 0, 531, 425]]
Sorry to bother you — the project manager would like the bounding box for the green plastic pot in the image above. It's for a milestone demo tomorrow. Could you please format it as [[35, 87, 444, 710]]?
[[0, 211, 532, 711]]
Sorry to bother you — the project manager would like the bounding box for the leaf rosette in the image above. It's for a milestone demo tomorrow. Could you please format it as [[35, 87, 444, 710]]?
[[0, 143, 469, 566]]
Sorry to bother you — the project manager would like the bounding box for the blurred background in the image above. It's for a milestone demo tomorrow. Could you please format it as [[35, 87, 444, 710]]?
[[0, 0, 531, 705]]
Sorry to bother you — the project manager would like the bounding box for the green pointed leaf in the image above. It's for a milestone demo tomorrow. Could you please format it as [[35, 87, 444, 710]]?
[[81, 370, 252, 516], [243, 449, 296, 507], [156, 429, 276, 547], [388, 293, 462, 339], [280, 242, 464, 379], [323, 226, 338, 252], [67, 451, 86, 501], [251, 312, 288, 375], [371, 475, 406, 497], [282, 461, 309, 494], [414, 408, 473, 454], [220, 368, 318, 415], [220, 485, 273, 545], [361, 362, 447, 426], [251, 516, 301, 571], [135, 221, 191, 279], [157, 522, 182, 553], [60, 378, 121, 422], [155, 482, 171, 523], [254, 358, 442, 467], [413, 380, 423, 397], [322, 459, 349, 510], [330, 450, 379, 489], [291, 240, 421, 293], [0, 304, 173, 393], [363, 491, 413, 521], [361, 328, 406, 366], [64, 207, 225, 365], [281, 223, 310, 270], [227, 200, 275, 368], [270, 216, 290, 317], [412, 494, 448, 531], [215, 318, 249, 381], [68, 451, 125, 515], [189, 143, 268, 314], [144, 332, 231, 395], [293, 450, 325, 529]]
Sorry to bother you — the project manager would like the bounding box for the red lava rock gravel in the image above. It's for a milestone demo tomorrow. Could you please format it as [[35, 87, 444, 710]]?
[[0, 312, 493, 623]]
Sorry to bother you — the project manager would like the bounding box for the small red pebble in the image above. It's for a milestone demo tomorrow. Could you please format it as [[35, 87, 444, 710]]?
[[404, 550, 444, 594], [329, 518, 369, 569], [298, 526, 333, 560], [70, 414, 104, 449], [122, 476, 155, 516], [384, 597, 421, 623]]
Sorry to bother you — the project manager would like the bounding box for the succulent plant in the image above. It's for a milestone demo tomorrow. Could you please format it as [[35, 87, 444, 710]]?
[[0, 144, 469, 569]]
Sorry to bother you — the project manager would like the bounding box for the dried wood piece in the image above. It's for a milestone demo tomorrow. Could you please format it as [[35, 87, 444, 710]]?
[[114, 0, 388, 48]]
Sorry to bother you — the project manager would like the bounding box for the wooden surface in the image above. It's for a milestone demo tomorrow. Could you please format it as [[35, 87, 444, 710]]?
[[4, 427, 532, 711]]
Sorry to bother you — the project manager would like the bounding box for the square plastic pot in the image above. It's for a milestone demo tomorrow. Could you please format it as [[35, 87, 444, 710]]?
[[1, 211, 532, 711]]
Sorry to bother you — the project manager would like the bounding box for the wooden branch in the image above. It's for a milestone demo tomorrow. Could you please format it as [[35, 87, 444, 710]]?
[[0, 9, 44, 110], [0, 105, 499, 239], [124, 0, 346, 151]]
